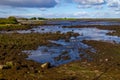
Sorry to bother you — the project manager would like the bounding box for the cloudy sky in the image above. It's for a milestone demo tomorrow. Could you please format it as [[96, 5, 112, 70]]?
[[0, 0, 120, 18]]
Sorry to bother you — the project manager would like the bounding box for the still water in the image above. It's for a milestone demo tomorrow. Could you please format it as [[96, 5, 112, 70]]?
[[22, 21, 120, 66]]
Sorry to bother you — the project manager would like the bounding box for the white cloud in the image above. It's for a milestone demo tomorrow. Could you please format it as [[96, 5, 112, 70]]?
[[74, 0, 105, 5], [107, 0, 120, 7], [73, 12, 89, 16], [72, 10, 120, 18], [73, 0, 105, 9], [77, 5, 92, 8], [105, 0, 120, 12]]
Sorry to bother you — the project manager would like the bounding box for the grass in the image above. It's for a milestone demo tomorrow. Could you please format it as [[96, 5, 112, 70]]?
[[0, 24, 31, 31], [0, 18, 47, 31], [0, 17, 18, 24]]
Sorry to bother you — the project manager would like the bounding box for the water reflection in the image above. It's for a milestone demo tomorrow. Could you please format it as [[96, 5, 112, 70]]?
[[47, 20, 120, 26], [23, 26, 120, 66], [14, 20, 120, 66], [1, 20, 120, 65], [25, 39, 96, 66], [16, 26, 120, 43]]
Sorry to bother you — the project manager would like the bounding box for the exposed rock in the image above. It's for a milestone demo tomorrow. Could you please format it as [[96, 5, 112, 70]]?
[[105, 58, 109, 62], [41, 62, 50, 69], [99, 59, 103, 62], [94, 70, 99, 73], [0, 65, 4, 69]]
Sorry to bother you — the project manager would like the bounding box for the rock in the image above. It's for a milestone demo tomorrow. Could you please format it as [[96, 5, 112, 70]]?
[[99, 59, 103, 62], [0, 65, 4, 69], [94, 70, 99, 73], [105, 58, 108, 62], [41, 62, 50, 69]]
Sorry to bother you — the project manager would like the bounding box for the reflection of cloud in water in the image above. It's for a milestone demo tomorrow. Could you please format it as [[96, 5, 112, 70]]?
[[24, 39, 96, 66], [10, 21, 120, 66], [21, 23, 120, 66], [4, 25, 120, 43]]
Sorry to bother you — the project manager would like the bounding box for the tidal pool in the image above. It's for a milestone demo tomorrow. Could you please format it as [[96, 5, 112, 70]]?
[[23, 26, 120, 66], [2, 20, 119, 66], [24, 39, 96, 66], [17, 26, 120, 43]]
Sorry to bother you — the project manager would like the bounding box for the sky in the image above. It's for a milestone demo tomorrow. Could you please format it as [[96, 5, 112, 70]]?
[[0, 0, 120, 18]]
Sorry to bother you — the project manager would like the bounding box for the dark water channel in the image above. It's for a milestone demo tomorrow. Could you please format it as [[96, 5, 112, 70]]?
[[20, 21, 120, 66]]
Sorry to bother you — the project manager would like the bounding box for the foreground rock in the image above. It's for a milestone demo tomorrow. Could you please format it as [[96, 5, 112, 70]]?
[[0, 65, 4, 70], [41, 62, 51, 69]]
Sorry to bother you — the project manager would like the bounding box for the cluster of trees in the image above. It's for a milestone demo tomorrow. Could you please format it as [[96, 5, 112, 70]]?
[[30, 17, 47, 20], [0, 16, 18, 24]]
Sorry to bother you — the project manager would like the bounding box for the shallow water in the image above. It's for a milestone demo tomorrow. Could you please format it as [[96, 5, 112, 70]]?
[[4, 20, 119, 66], [1, 20, 120, 34], [0, 20, 120, 66], [47, 20, 120, 26], [16, 26, 120, 43], [22, 25, 120, 66], [24, 39, 95, 66]]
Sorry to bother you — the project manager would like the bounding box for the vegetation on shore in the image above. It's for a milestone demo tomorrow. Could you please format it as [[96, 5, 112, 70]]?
[[0, 16, 18, 24], [0, 24, 31, 31], [0, 16, 48, 31]]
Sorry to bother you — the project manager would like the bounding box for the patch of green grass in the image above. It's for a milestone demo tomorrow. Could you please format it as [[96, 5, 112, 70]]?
[[0, 16, 18, 24]]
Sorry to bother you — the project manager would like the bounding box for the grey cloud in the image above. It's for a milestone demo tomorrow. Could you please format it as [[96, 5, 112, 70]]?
[[73, 0, 106, 9], [0, 0, 57, 8]]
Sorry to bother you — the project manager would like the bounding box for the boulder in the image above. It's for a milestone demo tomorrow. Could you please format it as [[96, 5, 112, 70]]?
[[0, 65, 4, 70], [41, 62, 50, 69]]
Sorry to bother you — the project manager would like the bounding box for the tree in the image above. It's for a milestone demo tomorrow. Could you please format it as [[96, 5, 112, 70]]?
[[38, 17, 46, 20], [30, 17, 37, 20], [8, 16, 18, 24]]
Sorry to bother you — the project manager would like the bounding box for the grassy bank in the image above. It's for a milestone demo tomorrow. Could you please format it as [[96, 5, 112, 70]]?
[[0, 24, 31, 31], [0, 17, 47, 31]]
